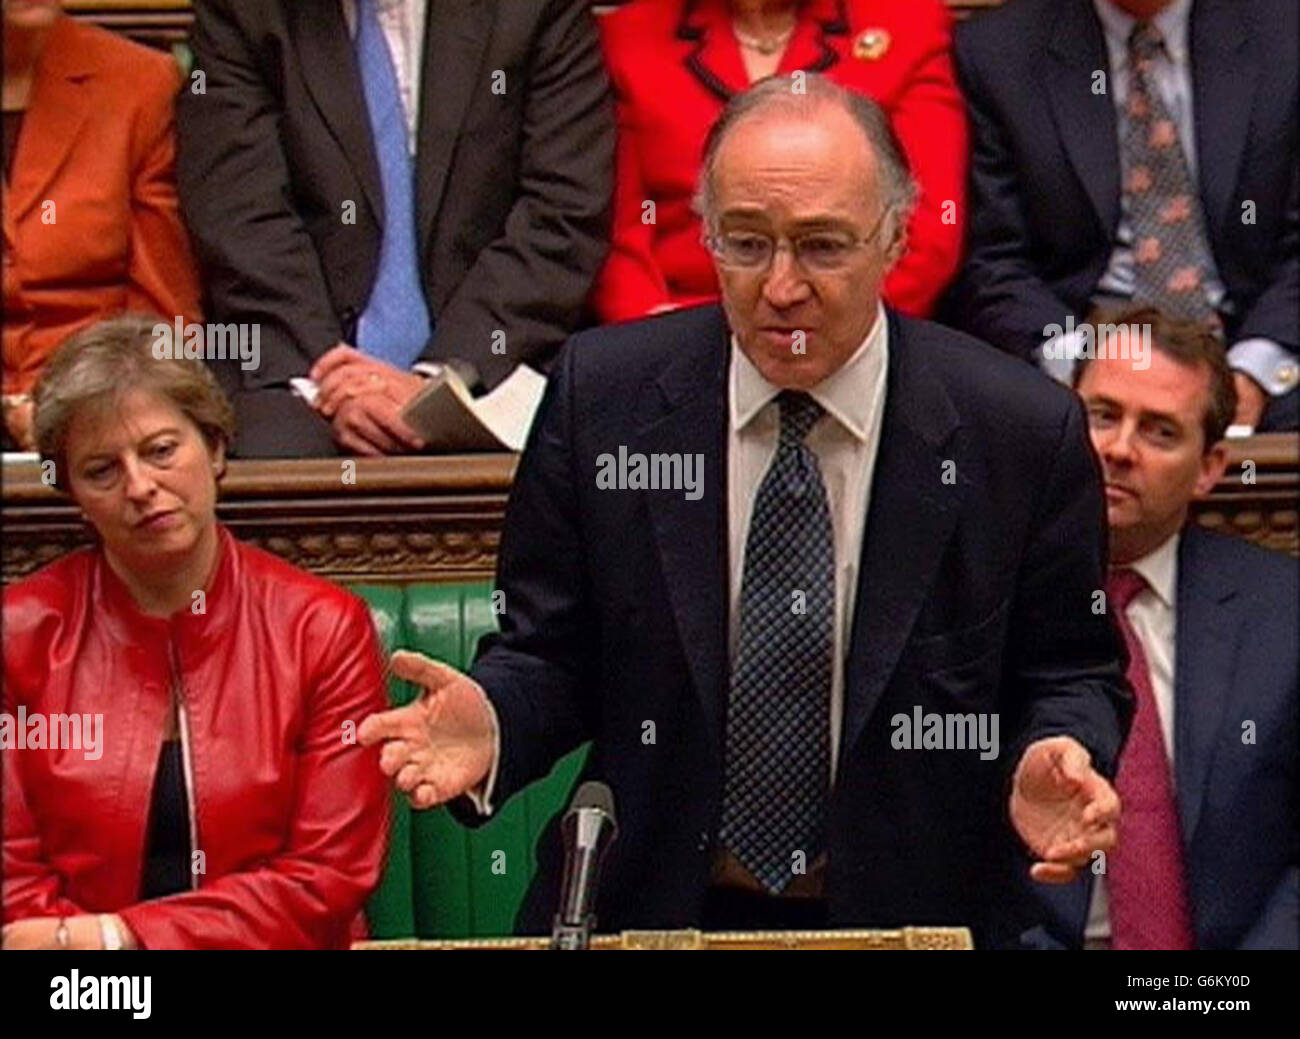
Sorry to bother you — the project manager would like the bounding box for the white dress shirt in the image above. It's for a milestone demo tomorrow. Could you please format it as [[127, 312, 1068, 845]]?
[[342, 0, 427, 155], [1042, 0, 1294, 405], [471, 307, 890, 814], [1085, 530, 1180, 944], [727, 305, 890, 784]]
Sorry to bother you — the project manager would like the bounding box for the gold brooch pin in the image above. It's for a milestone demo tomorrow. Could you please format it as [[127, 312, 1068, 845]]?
[[854, 28, 891, 61]]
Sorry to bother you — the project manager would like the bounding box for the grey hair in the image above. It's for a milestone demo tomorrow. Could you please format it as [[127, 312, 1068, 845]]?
[[692, 73, 918, 242], [32, 314, 235, 491]]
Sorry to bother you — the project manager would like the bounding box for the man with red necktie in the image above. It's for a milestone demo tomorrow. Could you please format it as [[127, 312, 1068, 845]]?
[[1030, 309, 1298, 950]]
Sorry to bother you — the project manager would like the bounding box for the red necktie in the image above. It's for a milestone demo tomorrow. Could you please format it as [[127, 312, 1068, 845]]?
[[1106, 568, 1195, 949]]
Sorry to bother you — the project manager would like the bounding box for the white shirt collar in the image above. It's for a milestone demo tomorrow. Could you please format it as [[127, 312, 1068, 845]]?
[[1123, 528, 1180, 610], [730, 303, 888, 442], [1093, 0, 1192, 66]]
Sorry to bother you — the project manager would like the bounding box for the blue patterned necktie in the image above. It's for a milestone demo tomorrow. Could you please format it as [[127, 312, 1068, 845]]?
[[353, 0, 433, 367], [720, 391, 834, 893]]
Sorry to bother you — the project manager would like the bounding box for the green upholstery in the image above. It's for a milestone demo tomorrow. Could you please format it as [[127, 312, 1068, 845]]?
[[349, 581, 587, 939]]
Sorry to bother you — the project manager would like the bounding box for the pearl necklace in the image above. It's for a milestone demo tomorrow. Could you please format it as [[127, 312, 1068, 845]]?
[[733, 23, 795, 56]]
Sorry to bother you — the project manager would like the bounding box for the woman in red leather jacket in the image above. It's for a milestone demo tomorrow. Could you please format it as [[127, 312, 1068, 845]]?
[[1, 316, 390, 949]]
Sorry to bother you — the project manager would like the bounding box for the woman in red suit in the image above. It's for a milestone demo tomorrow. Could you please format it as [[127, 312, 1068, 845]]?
[[593, 0, 967, 323], [2, 317, 388, 949], [3, 2, 201, 450]]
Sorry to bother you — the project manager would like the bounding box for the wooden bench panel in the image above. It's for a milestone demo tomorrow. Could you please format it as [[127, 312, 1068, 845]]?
[[3, 435, 1296, 584]]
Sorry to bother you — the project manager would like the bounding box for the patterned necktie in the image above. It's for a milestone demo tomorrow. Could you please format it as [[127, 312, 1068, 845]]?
[[720, 391, 834, 893], [1120, 21, 1218, 325], [354, 0, 433, 368], [1105, 567, 1196, 950]]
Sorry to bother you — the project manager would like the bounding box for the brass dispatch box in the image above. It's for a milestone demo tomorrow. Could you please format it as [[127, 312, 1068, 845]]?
[[353, 926, 973, 950]]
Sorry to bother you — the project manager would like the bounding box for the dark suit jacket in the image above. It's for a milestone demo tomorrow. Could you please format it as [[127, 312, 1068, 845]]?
[[1030, 527, 1299, 950], [177, 0, 613, 394], [461, 303, 1132, 946], [947, 0, 1298, 365]]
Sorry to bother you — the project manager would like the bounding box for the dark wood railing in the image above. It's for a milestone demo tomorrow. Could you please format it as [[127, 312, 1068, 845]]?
[[3, 435, 1296, 584]]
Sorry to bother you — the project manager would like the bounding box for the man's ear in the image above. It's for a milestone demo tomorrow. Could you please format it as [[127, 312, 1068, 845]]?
[[884, 217, 908, 269], [1192, 441, 1229, 498]]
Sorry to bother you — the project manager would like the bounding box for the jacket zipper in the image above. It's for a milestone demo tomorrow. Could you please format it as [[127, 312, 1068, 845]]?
[[169, 638, 201, 891]]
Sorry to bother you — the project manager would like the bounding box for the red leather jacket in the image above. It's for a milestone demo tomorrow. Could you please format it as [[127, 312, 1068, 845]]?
[[2, 525, 390, 949]]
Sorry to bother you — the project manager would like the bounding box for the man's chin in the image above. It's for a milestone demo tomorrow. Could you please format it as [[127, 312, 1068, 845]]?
[[741, 345, 829, 390]]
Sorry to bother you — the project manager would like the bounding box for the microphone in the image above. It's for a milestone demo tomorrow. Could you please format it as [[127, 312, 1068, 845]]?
[[551, 781, 618, 950]]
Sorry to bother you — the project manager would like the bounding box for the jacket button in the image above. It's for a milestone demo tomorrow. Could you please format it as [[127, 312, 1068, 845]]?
[[696, 831, 710, 853]]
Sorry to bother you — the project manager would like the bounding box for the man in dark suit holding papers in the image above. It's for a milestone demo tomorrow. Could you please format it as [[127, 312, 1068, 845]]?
[[361, 77, 1133, 947], [177, 0, 612, 456]]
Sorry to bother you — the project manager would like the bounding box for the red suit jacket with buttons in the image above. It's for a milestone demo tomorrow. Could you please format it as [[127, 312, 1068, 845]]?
[[591, 0, 968, 323], [2, 525, 389, 949]]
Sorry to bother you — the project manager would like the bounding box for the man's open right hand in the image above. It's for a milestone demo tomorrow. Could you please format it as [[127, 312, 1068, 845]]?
[[358, 651, 496, 810]]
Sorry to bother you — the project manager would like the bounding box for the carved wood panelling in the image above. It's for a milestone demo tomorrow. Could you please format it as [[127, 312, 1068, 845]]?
[[3, 437, 1296, 584]]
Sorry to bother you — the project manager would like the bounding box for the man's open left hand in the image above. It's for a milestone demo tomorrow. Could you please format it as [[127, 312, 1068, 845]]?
[[1010, 735, 1120, 885]]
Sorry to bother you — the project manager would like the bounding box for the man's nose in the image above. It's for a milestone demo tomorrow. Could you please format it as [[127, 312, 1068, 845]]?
[[761, 243, 812, 309], [1099, 420, 1138, 466]]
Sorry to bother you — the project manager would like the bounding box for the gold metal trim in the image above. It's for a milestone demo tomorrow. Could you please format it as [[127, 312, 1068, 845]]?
[[352, 926, 973, 950]]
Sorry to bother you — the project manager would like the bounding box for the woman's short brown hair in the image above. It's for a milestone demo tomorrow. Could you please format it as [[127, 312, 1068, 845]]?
[[33, 315, 236, 491]]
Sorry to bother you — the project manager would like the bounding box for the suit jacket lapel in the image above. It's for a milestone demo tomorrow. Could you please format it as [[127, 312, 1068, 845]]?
[[1044, 1, 1120, 237], [291, 0, 383, 224], [1173, 527, 1242, 846], [772, 0, 846, 79], [415, 0, 490, 252], [841, 312, 964, 761], [640, 307, 730, 749], [7, 16, 94, 226], [1190, 0, 1256, 239]]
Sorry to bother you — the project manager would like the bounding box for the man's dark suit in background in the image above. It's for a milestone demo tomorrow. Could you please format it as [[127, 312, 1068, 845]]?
[[177, 0, 613, 454], [461, 304, 1132, 947], [1032, 527, 1298, 949], [947, 0, 1298, 429]]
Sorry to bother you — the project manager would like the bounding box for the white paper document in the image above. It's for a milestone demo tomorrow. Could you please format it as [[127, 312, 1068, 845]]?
[[400, 364, 547, 453]]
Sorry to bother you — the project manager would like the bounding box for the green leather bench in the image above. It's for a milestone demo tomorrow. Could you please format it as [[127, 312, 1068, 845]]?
[[349, 581, 587, 939]]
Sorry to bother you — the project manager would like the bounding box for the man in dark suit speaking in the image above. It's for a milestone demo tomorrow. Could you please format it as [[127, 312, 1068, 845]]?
[[361, 76, 1133, 946]]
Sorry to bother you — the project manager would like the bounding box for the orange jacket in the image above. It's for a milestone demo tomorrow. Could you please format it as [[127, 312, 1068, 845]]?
[[591, 0, 968, 323], [2, 526, 390, 949], [2, 16, 201, 396]]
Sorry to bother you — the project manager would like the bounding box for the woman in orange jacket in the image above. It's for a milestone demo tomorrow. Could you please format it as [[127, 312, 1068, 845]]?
[[3, 4, 201, 449], [592, 0, 967, 324]]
